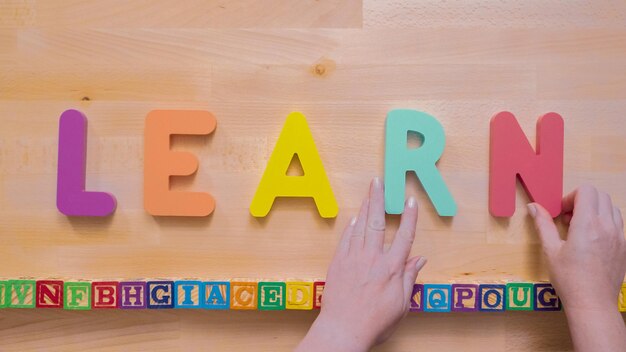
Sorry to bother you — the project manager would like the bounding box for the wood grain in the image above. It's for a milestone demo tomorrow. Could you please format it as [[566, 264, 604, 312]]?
[[1, 0, 625, 351]]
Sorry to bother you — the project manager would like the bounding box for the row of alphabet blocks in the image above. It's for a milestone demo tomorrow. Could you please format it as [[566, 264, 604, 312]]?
[[1, 280, 625, 312]]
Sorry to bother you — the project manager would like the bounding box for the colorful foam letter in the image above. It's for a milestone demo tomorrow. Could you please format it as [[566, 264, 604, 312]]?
[[313, 281, 325, 309], [91, 282, 119, 308], [506, 283, 534, 311], [230, 282, 258, 310], [57, 110, 117, 216], [203, 282, 230, 309], [147, 281, 175, 309], [258, 282, 286, 310], [423, 284, 452, 312], [119, 281, 146, 309], [250, 112, 338, 218], [478, 284, 506, 312], [64, 282, 91, 310], [384, 109, 457, 216], [533, 283, 561, 311], [9, 280, 36, 308], [286, 282, 313, 310], [619, 283, 626, 312], [36, 280, 64, 308], [452, 284, 478, 312], [410, 284, 424, 312], [489, 112, 564, 217], [144, 110, 217, 216], [174, 281, 202, 308]]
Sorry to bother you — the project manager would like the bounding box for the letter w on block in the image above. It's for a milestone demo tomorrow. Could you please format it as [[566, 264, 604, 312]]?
[[489, 112, 564, 217]]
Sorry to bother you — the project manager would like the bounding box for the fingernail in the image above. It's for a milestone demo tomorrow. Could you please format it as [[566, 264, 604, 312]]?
[[415, 257, 427, 271], [373, 177, 381, 188], [408, 196, 417, 208], [527, 203, 537, 218], [350, 216, 357, 226]]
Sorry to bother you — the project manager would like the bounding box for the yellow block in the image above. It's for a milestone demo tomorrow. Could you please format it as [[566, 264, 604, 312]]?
[[619, 283, 626, 312], [286, 282, 313, 310]]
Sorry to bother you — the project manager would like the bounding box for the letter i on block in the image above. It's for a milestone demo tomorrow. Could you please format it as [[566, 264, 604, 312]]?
[[250, 112, 338, 218], [313, 281, 325, 310], [231, 282, 258, 310], [64, 281, 91, 310], [147, 281, 175, 309], [258, 282, 286, 310], [423, 284, 452, 312], [533, 283, 561, 311], [452, 284, 478, 312], [410, 284, 424, 312], [119, 281, 147, 309], [9, 280, 36, 308], [175, 281, 203, 308], [384, 109, 457, 216], [203, 282, 230, 310], [506, 283, 534, 311], [619, 283, 626, 312], [286, 282, 313, 310], [489, 112, 564, 217], [91, 282, 119, 308], [56, 109, 117, 216], [478, 284, 506, 312]]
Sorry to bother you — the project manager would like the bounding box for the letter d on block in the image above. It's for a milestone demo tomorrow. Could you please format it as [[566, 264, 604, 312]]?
[[384, 110, 457, 216], [144, 110, 216, 216]]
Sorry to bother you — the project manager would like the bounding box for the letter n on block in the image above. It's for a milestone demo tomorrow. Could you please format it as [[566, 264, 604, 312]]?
[[147, 281, 175, 309], [533, 283, 561, 311], [175, 281, 203, 309], [92, 282, 119, 308], [619, 284, 626, 313], [506, 283, 534, 311], [258, 282, 286, 311], [410, 284, 424, 312], [286, 282, 313, 310], [120, 282, 146, 309], [313, 281, 325, 310], [478, 284, 506, 312], [424, 284, 451, 312], [452, 284, 478, 312], [64, 282, 91, 310], [231, 282, 258, 310], [36, 280, 63, 308], [203, 282, 230, 310], [489, 112, 564, 217]]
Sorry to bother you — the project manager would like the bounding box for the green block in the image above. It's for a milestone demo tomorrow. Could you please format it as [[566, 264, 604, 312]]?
[[0, 281, 8, 308], [506, 283, 534, 311], [258, 282, 286, 310], [64, 282, 92, 310], [8, 280, 36, 308]]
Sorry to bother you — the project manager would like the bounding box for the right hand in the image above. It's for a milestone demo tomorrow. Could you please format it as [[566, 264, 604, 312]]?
[[528, 184, 626, 311]]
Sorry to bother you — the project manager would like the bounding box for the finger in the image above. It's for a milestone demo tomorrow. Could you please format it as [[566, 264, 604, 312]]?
[[388, 197, 418, 262], [403, 256, 427, 302], [336, 216, 357, 256], [561, 212, 573, 226], [365, 177, 386, 253], [562, 184, 598, 219], [528, 203, 563, 255], [613, 206, 624, 231], [349, 198, 369, 253], [598, 191, 613, 221]]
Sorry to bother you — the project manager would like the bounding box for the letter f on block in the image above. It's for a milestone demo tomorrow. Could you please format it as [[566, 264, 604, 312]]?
[[56, 110, 117, 216], [489, 112, 564, 217]]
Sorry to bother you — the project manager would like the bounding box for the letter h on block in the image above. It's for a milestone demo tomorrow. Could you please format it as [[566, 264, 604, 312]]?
[[120, 282, 147, 309]]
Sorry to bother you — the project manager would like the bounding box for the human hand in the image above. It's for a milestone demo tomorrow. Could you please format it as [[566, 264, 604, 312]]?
[[296, 177, 426, 352], [528, 184, 626, 311]]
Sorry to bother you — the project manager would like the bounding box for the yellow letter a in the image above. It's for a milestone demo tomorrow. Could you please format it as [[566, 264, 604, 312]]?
[[250, 112, 338, 218]]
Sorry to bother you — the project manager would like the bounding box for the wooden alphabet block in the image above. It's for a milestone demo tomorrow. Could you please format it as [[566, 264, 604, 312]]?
[[286, 282, 313, 310], [91, 282, 119, 308], [313, 281, 325, 310], [506, 283, 534, 311], [119, 281, 147, 309], [423, 284, 451, 312], [36, 280, 64, 308], [175, 281, 203, 308], [9, 280, 36, 308], [0, 281, 8, 308], [533, 283, 561, 311], [409, 284, 424, 312], [478, 284, 506, 312], [64, 282, 91, 310], [451, 284, 478, 312], [618, 283, 626, 312], [147, 281, 175, 309], [230, 282, 258, 310], [258, 282, 286, 310], [203, 281, 230, 310]]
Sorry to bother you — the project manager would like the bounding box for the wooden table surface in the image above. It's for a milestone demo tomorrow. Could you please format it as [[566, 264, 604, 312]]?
[[1, 0, 626, 350]]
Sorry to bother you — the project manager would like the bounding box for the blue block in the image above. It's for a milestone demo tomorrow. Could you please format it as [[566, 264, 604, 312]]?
[[423, 284, 451, 312], [478, 284, 506, 312], [203, 281, 230, 310], [174, 281, 203, 308], [147, 281, 175, 309]]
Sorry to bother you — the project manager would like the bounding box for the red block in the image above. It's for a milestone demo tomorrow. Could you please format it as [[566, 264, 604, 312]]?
[[92, 281, 120, 308], [36, 280, 64, 308], [313, 281, 325, 309]]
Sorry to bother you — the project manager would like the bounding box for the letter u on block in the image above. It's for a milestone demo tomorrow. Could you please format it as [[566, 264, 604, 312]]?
[[489, 112, 564, 217], [144, 110, 217, 216]]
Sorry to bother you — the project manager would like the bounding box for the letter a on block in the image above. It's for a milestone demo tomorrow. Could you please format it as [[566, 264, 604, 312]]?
[[57, 109, 117, 216], [250, 112, 338, 218], [144, 110, 217, 216], [384, 109, 457, 216], [489, 112, 564, 217]]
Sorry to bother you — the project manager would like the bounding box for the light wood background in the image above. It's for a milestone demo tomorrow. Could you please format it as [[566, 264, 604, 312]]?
[[1, 0, 626, 351]]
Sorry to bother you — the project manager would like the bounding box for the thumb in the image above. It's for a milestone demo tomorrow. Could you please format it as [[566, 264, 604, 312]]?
[[528, 203, 562, 255], [403, 256, 427, 301]]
